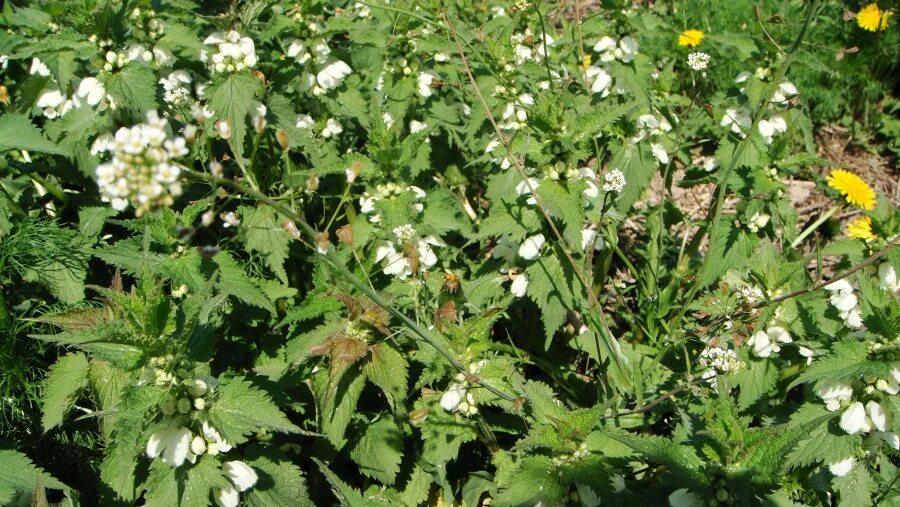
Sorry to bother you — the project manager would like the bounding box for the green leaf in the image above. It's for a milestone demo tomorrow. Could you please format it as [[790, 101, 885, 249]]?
[[181, 456, 230, 507], [611, 142, 657, 214], [0, 448, 71, 505], [789, 340, 890, 390], [239, 205, 291, 284], [349, 418, 404, 485], [832, 465, 876, 507], [0, 113, 70, 155], [207, 72, 264, 162], [732, 358, 779, 410], [362, 342, 409, 413], [492, 456, 567, 507], [142, 459, 179, 507], [41, 351, 90, 431], [313, 457, 383, 507], [698, 217, 756, 287], [207, 376, 300, 445], [79, 206, 118, 241], [526, 250, 580, 348], [214, 252, 277, 315], [103, 64, 158, 115], [314, 367, 365, 450], [244, 447, 313, 507], [535, 179, 585, 249], [610, 433, 707, 487]]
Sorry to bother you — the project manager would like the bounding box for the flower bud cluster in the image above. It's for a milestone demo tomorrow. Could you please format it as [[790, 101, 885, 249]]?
[[358, 183, 427, 223], [439, 360, 487, 417], [201, 31, 258, 74], [94, 111, 188, 215]]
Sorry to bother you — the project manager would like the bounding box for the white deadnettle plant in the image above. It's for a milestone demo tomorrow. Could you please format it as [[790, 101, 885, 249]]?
[[202, 31, 258, 74]]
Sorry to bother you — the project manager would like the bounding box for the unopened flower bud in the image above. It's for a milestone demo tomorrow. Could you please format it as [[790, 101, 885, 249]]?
[[194, 398, 206, 410], [190, 436, 207, 455], [160, 397, 177, 415], [177, 397, 192, 414], [188, 379, 208, 397], [276, 129, 290, 151], [215, 119, 232, 139]]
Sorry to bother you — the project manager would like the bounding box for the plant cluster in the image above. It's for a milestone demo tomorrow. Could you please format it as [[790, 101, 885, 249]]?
[[0, 1, 898, 506]]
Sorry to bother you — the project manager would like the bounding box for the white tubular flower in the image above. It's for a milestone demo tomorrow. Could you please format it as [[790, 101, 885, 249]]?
[[374, 225, 442, 279], [409, 120, 428, 134], [878, 431, 900, 450], [30, 57, 51, 76], [518, 233, 545, 260], [668, 488, 703, 507], [94, 111, 187, 215], [840, 401, 871, 435], [586, 66, 613, 97], [215, 484, 240, 507], [76, 77, 107, 107], [748, 330, 778, 358], [510, 272, 529, 297], [650, 143, 669, 165], [204, 30, 257, 74], [816, 383, 853, 411], [287, 40, 311, 64], [602, 169, 626, 194], [771, 80, 798, 104], [758, 115, 787, 144], [417, 70, 440, 98], [617, 36, 638, 62], [321, 118, 343, 138], [824, 279, 863, 328], [581, 228, 604, 251], [36, 89, 67, 118], [798, 346, 815, 365], [721, 107, 752, 137], [296, 114, 315, 129], [440, 382, 467, 412], [202, 421, 232, 454], [146, 427, 194, 467], [223, 461, 258, 492], [159, 70, 192, 106], [866, 401, 889, 432], [252, 101, 267, 133], [316, 59, 352, 91], [879, 262, 899, 293], [828, 458, 854, 477]]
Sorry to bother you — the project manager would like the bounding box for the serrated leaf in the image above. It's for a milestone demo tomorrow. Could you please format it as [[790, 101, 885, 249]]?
[[41, 351, 90, 431], [0, 448, 71, 505], [239, 205, 291, 283], [526, 250, 580, 348], [244, 447, 313, 507], [207, 376, 299, 445], [789, 340, 890, 390], [103, 64, 158, 115], [362, 342, 409, 413], [314, 366, 365, 450], [181, 456, 231, 507], [207, 72, 263, 162], [0, 113, 70, 155], [350, 418, 404, 485]]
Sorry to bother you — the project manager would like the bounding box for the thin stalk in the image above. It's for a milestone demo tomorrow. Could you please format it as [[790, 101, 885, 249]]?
[[790, 205, 838, 248]]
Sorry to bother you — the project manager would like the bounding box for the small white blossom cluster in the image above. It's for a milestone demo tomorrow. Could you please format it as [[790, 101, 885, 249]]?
[[94, 111, 188, 215], [374, 224, 443, 279], [879, 262, 899, 293], [31, 58, 114, 118], [744, 211, 770, 234], [735, 285, 765, 305], [498, 93, 534, 130], [511, 28, 554, 65], [440, 360, 487, 416], [551, 443, 589, 467], [632, 114, 673, 164], [417, 70, 441, 98], [584, 35, 636, 98], [698, 346, 745, 383], [296, 114, 343, 138], [824, 279, 863, 329], [509, 268, 528, 298], [159, 70, 193, 107], [202, 31, 258, 74], [359, 183, 427, 223], [687, 52, 710, 71], [602, 168, 627, 194]]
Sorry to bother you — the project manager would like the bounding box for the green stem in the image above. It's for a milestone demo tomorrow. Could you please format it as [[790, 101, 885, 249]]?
[[790, 205, 838, 249]]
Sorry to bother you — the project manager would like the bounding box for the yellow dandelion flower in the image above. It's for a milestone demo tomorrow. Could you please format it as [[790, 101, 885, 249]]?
[[826, 169, 877, 210], [580, 53, 592, 70], [678, 29, 705, 47], [857, 3, 893, 32], [847, 216, 877, 241]]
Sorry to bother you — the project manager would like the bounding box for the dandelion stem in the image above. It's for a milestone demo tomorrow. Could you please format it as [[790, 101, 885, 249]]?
[[790, 205, 838, 248]]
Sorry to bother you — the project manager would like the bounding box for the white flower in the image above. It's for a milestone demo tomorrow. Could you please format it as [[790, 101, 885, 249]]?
[[316, 59, 352, 91], [602, 169, 626, 193], [650, 143, 669, 165], [296, 114, 315, 129], [593, 35, 638, 63], [703, 157, 718, 172], [748, 330, 777, 358], [440, 382, 466, 411], [581, 228, 604, 251], [417, 70, 440, 98], [798, 346, 815, 365], [321, 118, 343, 138], [76, 77, 107, 107], [879, 262, 899, 293], [205, 30, 257, 74], [215, 484, 240, 507], [721, 107, 752, 136], [29, 57, 50, 76], [757, 115, 787, 144], [252, 101, 267, 132], [409, 120, 428, 134], [215, 119, 232, 139], [840, 402, 871, 435], [687, 52, 710, 71], [518, 234, 545, 260], [223, 461, 257, 492], [287, 40, 311, 64], [94, 111, 187, 215], [159, 70, 193, 106], [866, 401, 889, 432], [586, 66, 613, 97], [202, 422, 232, 454], [510, 272, 529, 297], [746, 212, 770, 233], [698, 346, 745, 381], [374, 226, 442, 279], [771, 80, 798, 104], [816, 383, 853, 411], [146, 427, 194, 467], [878, 431, 900, 450], [36, 89, 66, 118], [828, 458, 854, 477], [617, 36, 639, 63]]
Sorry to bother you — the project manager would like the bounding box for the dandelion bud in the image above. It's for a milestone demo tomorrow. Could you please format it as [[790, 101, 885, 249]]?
[[276, 129, 290, 151], [177, 397, 192, 414]]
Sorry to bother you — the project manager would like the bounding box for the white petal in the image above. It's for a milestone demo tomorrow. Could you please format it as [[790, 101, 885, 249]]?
[[440, 384, 465, 411], [162, 427, 193, 467], [767, 326, 792, 344], [215, 484, 240, 507], [224, 460, 258, 491], [828, 457, 854, 477], [839, 402, 869, 435], [866, 401, 888, 432], [878, 431, 900, 450], [146, 431, 165, 458], [518, 234, 545, 260], [510, 273, 528, 297]]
